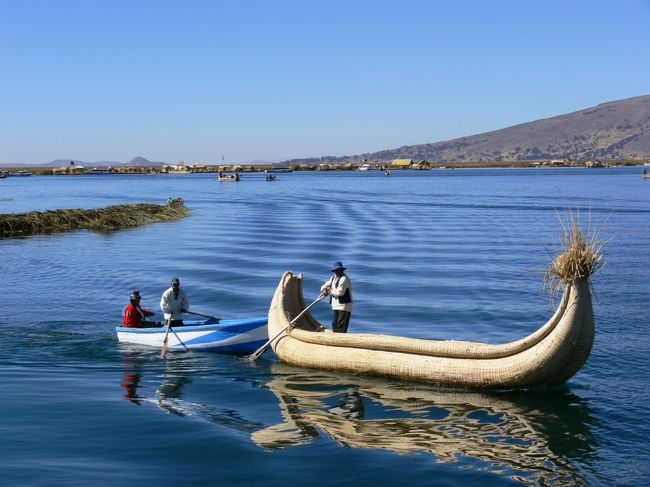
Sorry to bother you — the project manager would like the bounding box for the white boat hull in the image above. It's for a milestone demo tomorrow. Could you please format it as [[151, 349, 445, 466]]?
[[116, 317, 267, 353]]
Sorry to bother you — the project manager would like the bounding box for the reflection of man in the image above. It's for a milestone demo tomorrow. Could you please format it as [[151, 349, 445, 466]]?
[[120, 354, 143, 405], [157, 374, 194, 417], [121, 370, 142, 404], [328, 391, 365, 420]]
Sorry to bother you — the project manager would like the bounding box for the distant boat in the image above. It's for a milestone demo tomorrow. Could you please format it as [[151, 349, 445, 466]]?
[[218, 171, 240, 182], [265, 166, 293, 173], [358, 163, 372, 171], [0, 170, 7, 179], [9, 170, 33, 177]]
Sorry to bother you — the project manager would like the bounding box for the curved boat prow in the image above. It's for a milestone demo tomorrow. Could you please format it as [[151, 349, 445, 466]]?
[[267, 271, 595, 390]]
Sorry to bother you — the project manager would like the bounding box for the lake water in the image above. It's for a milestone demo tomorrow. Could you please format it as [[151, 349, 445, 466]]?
[[1, 167, 649, 486]]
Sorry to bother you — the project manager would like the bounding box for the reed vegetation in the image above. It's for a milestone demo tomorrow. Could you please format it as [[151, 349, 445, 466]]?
[[0, 203, 189, 237], [544, 211, 606, 294]]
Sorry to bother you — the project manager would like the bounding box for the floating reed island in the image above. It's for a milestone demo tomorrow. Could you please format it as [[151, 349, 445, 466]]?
[[266, 219, 604, 390], [0, 202, 188, 237]]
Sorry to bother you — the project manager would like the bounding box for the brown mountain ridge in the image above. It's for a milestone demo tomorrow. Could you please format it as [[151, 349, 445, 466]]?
[[286, 94, 650, 164]]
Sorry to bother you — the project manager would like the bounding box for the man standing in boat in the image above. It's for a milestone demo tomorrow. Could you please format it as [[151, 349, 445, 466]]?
[[321, 261, 353, 333], [160, 277, 189, 326], [123, 289, 156, 327]]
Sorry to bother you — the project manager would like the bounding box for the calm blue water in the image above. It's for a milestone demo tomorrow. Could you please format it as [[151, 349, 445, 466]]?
[[1, 167, 649, 486]]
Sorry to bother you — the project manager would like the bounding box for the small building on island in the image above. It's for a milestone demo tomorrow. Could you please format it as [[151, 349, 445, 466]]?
[[412, 160, 431, 170], [391, 158, 414, 168], [390, 159, 430, 169]]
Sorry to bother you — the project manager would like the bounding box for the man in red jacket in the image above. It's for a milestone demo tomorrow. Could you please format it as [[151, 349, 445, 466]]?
[[123, 289, 156, 327]]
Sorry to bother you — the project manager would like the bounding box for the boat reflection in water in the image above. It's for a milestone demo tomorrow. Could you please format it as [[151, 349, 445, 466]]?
[[253, 363, 597, 485], [120, 350, 193, 411], [118, 352, 596, 484], [119, 349, 263, 433]]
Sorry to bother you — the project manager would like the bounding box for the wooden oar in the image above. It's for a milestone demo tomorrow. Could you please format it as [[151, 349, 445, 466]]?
[[184, 310, 222, 321], [248, 292, 326, 361], [160, 317, 172, 358], [169, 326, 188, 351]]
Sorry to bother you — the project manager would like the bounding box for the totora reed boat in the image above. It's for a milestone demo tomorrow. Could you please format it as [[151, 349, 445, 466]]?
[[266, 221, 603, 389]]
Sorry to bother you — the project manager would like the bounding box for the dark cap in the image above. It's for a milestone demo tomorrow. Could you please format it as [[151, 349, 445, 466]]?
[[330, 261, 346, 272], [170, 277, 180, 285], [130, 289, 141, 300]]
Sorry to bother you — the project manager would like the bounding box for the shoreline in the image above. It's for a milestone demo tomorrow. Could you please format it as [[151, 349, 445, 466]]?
[[0, 159, 646, 176]]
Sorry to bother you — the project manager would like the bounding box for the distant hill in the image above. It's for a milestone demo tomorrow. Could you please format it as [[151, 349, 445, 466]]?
[[5, 94, 650, 167], [284, 94, 650, 164], [126, 156, 165, 166]]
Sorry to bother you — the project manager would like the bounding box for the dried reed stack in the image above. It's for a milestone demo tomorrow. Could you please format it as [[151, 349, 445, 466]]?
[[0, 203, 188, 237], [544, 213, 605, 294]]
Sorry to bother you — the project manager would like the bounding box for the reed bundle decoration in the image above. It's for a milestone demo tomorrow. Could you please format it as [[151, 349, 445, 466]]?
[[544, 212, 606, 294]]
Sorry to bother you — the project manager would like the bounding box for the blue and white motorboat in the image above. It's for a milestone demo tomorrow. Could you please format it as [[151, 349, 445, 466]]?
[[116, 316, 267, 353]]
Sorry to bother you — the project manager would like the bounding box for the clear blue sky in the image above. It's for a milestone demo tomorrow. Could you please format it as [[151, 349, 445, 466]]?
[[1, 0, 649, 165]]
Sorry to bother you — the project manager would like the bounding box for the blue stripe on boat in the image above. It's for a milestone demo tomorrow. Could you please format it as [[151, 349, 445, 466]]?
[[199, 339, 267, 353], [182, 328, 262, 345], [116, 316, 267, 334]]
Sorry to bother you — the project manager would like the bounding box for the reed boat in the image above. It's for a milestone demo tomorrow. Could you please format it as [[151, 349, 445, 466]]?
[[116, 316, 267, 353], [266, 223, 602, 389], [267, 273, 594, 389]]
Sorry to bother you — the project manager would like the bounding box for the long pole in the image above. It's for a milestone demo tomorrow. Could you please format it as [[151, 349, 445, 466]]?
[[169, 327, 188, 350], [248, 292, 326, 361], [184, 310, 222, 321], [160, 317, 172, 358]]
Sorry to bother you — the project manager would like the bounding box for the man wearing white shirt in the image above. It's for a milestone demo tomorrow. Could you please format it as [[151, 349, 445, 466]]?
[[320, 261, 353, 333], [160, 277, 189, 326]]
